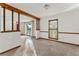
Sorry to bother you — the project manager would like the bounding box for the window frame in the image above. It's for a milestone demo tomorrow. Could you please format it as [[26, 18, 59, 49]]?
[[1, 7, 20, 33], [48, 19, 58, 40]]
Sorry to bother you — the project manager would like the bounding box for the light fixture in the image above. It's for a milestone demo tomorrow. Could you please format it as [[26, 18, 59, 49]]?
[[44, 4, 50, 10]]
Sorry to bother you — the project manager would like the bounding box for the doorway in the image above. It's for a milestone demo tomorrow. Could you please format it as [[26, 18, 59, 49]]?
[[48, 19, 58, 40], [21, 21, 33, 36]]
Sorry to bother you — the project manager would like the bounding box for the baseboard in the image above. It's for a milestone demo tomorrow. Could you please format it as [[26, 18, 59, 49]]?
[[32, 36, 36, 38], [37, 37, 79, 47], [0, 45, 21, 54], [21, 34, 36, 38], [21, 34, 25, 36], [37, 37, 49, 40]]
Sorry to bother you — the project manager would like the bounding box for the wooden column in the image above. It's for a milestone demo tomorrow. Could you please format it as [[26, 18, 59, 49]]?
[[12, 10, 14, 31], [3, 7, 5, 31], [18, 13, 20, 31]]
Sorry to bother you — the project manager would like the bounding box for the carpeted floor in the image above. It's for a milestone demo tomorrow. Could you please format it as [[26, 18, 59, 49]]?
[[1, 36, 79, 56]]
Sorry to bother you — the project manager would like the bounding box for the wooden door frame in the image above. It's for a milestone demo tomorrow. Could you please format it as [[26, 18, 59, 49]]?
[[48, 19, 58, 40]]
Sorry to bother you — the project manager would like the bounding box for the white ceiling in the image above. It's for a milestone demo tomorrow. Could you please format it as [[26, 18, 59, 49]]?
[[9, 3, 78, 18]]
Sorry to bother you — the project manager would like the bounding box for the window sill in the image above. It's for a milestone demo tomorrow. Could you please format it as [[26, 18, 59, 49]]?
[[0, 30, 20, 33]]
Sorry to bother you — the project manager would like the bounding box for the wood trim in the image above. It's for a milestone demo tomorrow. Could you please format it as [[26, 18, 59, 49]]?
[[32, 36, 36, 38], [3, 7, 5, 31], [40, 31, 48, 33], [48, 29, 58, 30], [0, 45, 21, 54], [0, 3, 40, 20], [1, 30, 19, 33], [36, 19, 40, 30], [50, 38, 58, 40], [48, 19, 58, 40], [12, 10, 14, 31], [1, 7, 20, 32], [51, 40, 79, 47], [59, 32, 79, 34], [39, 31, 79, 34], [0, 3, 40, 33], [49, 19, 58, 21], [37, 37, 49, 40], [20, 34, 26, 35], [38, 38, 79, 47], [18, 13, 20, 31]]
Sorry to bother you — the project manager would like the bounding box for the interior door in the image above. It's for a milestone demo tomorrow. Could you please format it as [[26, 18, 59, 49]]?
[[48, 19, 58, 40]]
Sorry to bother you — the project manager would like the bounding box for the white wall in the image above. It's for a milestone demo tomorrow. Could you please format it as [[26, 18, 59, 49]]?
[[40, 6, 79, 44], [0, 32, 22, 53], [40, 17, 49, 39]]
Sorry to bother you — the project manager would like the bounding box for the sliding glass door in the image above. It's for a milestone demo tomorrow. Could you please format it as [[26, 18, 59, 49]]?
[[25, 22, 32, 36], [21, 21, 32, 36], [48, 19, 58, 40]]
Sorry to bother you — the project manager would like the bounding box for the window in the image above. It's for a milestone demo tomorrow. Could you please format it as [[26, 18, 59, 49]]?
[[36, 19, 40, 30], [48, 19, 58, 40], [0, 7, 3, 31], [5, 9, 12, 31], [0, 7, 20, 32], [14, 12, 18, 30]]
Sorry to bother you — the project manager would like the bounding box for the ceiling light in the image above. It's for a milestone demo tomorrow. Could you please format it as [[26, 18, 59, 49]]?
[[44, 4, 50, 10]]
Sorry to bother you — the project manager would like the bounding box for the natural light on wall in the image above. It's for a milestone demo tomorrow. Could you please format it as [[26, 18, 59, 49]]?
[[0, 7, 3, 32], [14, 12, 18, 30], [5, 9, 12, 31]]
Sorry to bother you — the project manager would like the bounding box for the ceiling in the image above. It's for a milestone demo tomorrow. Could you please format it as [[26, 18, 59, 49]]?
[[9, 3, 78, 18]]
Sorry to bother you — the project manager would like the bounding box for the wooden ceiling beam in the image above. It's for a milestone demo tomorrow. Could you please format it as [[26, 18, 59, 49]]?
[[0, 3, 40, 20]]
